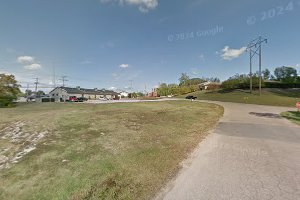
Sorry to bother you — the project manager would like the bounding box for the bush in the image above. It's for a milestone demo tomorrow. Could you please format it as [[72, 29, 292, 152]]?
[[0, 74, 20, 107], [221, 74, 262, 90], [0, 96, 15, 107], [264, 81, 300, 88]]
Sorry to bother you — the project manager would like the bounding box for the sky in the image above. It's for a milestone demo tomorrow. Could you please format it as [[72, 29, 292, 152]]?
[[0, 0, 300, 92]]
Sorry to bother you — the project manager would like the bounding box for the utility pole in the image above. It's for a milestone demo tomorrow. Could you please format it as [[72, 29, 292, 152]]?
[[249, 50, 253, 93], [34, 78, 39, 93], [53, 64, 56, 88], [129, 80, 134, 92], [259, 36, 262, 96], [59, 76, 68, 87], [246, 36, 267, 96], [26, 83, 29, 97]]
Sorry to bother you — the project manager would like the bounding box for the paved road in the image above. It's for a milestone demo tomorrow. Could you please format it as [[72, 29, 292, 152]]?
[[83, 98, 178, 104], [157, 101, 300, 200]]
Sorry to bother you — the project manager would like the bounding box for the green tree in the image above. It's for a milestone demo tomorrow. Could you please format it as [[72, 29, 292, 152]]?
[[221, 73, 262, 90], [262, 69, 271, 80], [36, 90, 45, 97], [0, 74, 21, 107], [157, 83, 170, 96], [25, 89, 33, 96], [179, 73, 190, 86], [274, 66, 298, 83], [207, 77, 221, 83]]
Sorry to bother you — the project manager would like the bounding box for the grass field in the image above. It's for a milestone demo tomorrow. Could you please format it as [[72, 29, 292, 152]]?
[[185, 88, 300, 107], [281, 111, 300, 126], [0, 101, 223, 200]]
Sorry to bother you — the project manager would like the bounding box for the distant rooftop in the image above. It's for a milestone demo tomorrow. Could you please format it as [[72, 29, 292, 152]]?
[[51, 87, 120, 95]]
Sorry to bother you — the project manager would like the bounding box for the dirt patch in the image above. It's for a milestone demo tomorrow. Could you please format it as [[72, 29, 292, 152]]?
[[249, 112, 283, 119], [0, 121, 48, 170]]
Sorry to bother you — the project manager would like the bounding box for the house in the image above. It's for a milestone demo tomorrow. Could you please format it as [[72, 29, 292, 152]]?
[[147, 88, 159, 98], [120, 91, 129, 98], [199, 82, 221, 90], [49, 86, 120, 102]]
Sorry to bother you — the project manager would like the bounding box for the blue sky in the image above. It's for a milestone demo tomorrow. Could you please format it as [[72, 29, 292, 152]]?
[[0, 0, 300, 92]]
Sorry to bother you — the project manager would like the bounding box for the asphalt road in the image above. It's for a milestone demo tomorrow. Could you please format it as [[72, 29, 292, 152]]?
[[157, 101, 300, 200]]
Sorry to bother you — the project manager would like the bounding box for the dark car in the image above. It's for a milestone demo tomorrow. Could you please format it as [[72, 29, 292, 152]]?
[[186, 95, 197, 100], [77, 97, 88, 102]]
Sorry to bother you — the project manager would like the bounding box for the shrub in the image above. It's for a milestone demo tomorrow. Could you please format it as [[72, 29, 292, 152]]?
[[264, 81, 300, 88]]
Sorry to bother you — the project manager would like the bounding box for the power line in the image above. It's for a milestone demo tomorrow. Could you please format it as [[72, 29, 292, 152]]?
[[53, 65, 56, 88], [59, 76, 68, 87], [34, 78, 39, 93], [129, 80, 134, 92], [246, 36, 268, 95]]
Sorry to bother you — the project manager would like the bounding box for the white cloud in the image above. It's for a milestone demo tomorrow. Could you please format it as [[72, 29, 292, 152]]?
[[221, 46, 247, 61], [119, 64, 129, 68], [17, 55, 42, 70], [101, 0, 159, 13], [24, 63, 42, 70], [109, 86, 116, 90], [296, 63, 300, 68], [17, 56, 35, 64]]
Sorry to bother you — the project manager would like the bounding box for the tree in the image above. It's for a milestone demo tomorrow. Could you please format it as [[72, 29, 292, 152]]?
[[157, 83, 170, 96], [221, 73, 262, 90], [25, 89, 33, 96], [36, 90, 45, 97], [179, 73, 190, 86], [274, 66, 298, 82], [262, 69, 271, 80], [208, 77, 221, 83], [0, 74, 21, 107]]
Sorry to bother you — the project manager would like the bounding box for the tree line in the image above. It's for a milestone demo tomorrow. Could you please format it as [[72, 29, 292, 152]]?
[[1, 66, 299, 107], [157, 73, 220, 96], [222, 66, 300, 90]]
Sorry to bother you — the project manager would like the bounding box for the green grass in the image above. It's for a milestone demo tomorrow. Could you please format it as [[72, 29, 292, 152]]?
[[0, 101, 223, 200], [281, 111, 300, 125], [184, 88, 300, 107]]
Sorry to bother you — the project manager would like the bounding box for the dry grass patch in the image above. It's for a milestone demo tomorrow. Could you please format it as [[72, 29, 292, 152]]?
[[0, 101, 223, 200]]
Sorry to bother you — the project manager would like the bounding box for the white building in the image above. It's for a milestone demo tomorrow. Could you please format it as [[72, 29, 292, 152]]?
[[49, 87, 120, 102]]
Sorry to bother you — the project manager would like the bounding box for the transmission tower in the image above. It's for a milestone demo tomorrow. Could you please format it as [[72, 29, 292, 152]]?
[[246, 36, 267, 95], [129, 80, 134, 92], [34, 78, 39, 93], [59, 76, 68, 87]]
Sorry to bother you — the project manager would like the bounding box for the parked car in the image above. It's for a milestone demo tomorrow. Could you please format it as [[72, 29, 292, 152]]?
[[77, 97, 89, 102], [186, 95, 197, 100], [67, 96, 78, 102], [77, 97, 88, 102]]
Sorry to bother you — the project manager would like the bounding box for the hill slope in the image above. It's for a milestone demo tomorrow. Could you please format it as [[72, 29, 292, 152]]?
[[185, 89, 300, 107]]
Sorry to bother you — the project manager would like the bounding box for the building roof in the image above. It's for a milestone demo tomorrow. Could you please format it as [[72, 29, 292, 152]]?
[[50, 87, 120, 95]]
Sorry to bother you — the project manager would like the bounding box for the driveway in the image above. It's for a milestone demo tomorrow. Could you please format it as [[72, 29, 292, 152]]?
[[157, 101, 300, 200]]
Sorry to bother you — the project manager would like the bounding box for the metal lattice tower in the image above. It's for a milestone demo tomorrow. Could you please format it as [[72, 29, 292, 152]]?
[[246, 36, 268, 95]]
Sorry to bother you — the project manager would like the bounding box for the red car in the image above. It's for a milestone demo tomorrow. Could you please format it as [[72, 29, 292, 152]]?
[[68, 96, 78, 102]]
